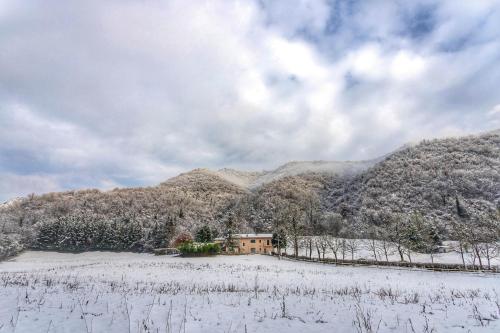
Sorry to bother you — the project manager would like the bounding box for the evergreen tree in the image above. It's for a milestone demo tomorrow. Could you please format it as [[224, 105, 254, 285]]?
[[223, 214, 238, 253], [195, 225, 213, 243], [36, 218, 61, 249], [272, 231, 287, 253], [152, 216, 176, 248]]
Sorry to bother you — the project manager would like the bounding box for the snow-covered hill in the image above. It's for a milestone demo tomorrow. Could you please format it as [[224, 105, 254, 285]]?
[[327, 130, 500, 223], [1, 129, 498, 256], [214, 160, 377, 190], [213, 168, 263, 188], [0, 197, 22, 209], [249, 160, 377, 189]]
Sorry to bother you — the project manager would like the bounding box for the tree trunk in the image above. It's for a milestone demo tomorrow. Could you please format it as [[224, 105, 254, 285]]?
[[459, 242, 466, 269], [371, 240, 378, 262], [293, 236, 298, 258], [277, 233, 281, 260], [331, 248, 338, 263], [397, 245, 404, 261], [485, 246, 491, 270], [383, 242, 389, 262], [474, 245, 483, 269]]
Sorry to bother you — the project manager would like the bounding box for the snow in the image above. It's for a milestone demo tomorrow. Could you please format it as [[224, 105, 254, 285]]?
[[0, 197, 22, 209], [215, 160, 377, 189], [233, 233, 273, 238], [1, 251, 499, 333], [215, 168, 262, 188]]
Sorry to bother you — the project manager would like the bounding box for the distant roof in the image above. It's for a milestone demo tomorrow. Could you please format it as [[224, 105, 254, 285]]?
[[214, 233, 273, 241], [234, 233, 273, 238]]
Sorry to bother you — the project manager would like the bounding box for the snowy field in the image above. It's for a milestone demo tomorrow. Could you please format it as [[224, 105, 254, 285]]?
[[0, 252, 499, 333]]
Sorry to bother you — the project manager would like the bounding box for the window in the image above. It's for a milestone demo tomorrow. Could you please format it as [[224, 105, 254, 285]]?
[[250, 239, 256, 243], [243, 243, 245, 246], [251, 248, 256, 253], [267, 240, 270, 245], [259, 239, 261, 243]]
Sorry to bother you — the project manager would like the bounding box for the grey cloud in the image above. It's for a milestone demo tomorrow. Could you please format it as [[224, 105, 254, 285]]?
[[1, 0, 500, 201]]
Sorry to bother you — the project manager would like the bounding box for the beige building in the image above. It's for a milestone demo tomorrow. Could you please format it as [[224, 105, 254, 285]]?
[[215, 233, 273, 254]]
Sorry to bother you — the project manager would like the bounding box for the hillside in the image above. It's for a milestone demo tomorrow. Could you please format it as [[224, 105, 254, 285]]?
[[327, 132, 500, 227], [1, 171, 246, 231], [214, 160, 375, 189], [233, 172, 336, 232], [214, 168, 263, 188], [0, 168, 250, 256], [1, 130, 499, 257]]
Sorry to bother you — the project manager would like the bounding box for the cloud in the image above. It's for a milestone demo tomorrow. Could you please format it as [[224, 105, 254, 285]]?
[[390, 51, 427, 81], [0, 0, 500, 201], [0, 173, 61, 203], [489, 105, 500, 116]]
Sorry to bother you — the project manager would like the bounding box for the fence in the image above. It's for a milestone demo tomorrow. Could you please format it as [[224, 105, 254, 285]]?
[[279, 254, 499, 273]]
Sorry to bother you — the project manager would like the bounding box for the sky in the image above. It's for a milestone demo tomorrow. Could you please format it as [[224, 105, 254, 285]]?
[[1, 0, 500, 201]]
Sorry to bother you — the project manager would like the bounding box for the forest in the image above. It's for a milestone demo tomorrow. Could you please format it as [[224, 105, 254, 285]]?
[[1, 131, 499, 267]]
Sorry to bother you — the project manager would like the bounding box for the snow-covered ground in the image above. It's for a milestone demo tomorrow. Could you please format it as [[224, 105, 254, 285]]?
[[1, 251, 499, 333]]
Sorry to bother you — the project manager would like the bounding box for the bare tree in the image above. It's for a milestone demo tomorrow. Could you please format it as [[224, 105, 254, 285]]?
[[314, 235, 328, 260], [365, 226, 381, 262], [345, 238, 360, 260], [377, 238, 395, 262], [325, 236, 343, 262], [450, 218, 469, 269], [386, 213, 407, 262]]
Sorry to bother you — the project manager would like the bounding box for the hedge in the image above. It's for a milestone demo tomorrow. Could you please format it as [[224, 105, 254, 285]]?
[[177, 242, 220, 256]]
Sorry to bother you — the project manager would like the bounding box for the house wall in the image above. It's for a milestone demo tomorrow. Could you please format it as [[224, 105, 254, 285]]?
[[215, 236, 274, 254], [238, 237, 273, 254]]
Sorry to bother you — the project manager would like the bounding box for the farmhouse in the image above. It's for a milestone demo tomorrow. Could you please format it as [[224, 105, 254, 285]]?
[[214, 233, 273, 254]]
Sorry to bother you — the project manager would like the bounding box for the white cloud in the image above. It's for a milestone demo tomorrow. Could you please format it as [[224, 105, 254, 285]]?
[[348, 44, 387, 81], [390, 51, 427, 81], [0, 173, 61, 201], [489, 104, 500, 116]]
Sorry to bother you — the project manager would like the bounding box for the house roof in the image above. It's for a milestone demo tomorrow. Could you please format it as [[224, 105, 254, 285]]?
[[214, 233, 273, 241], [234, 233, 273, 238]]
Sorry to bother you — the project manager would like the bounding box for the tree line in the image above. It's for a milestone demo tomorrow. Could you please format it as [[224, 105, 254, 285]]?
[[222, 189, 499, 268], [33, 214, 176, 252]]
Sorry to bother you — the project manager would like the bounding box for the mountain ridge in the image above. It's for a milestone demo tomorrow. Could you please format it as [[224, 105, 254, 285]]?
[[1, 129, 499, 257]]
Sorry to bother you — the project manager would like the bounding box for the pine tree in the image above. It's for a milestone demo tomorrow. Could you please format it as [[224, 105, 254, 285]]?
[[224, 214, 238, 253], [36, 218, 61, 249], [195, 225, 213, 243], [272, 231, 287, 253]]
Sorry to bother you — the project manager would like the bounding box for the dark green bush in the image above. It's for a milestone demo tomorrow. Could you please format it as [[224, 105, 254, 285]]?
[[177, 242, 220, 256]]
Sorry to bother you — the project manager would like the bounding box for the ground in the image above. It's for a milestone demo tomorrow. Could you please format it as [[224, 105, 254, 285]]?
[[0, 252, 499, 333]]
